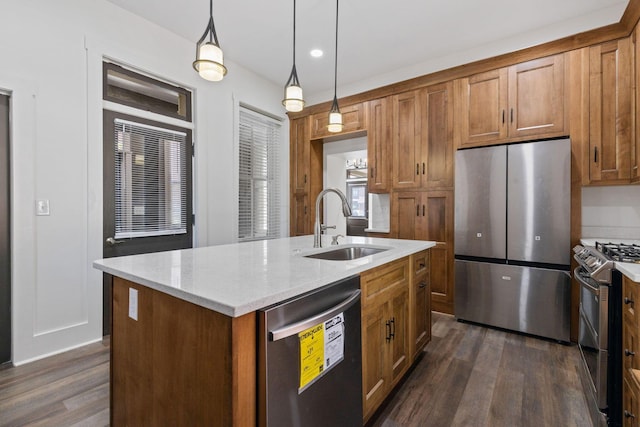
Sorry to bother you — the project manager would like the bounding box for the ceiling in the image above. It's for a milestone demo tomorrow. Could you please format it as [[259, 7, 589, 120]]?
[[106, 0, 629, 105]]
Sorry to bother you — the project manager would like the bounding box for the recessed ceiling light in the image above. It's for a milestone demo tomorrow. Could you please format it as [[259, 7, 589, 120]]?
[[310, 49, 323, 58]]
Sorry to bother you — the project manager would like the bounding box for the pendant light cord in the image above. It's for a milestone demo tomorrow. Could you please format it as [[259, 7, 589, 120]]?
[[292, 0, 296, 65], [209, 0, 213, 43], [333, 0, 339, 99]]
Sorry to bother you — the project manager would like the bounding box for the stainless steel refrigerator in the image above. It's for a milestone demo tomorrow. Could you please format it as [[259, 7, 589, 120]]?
[[454, 138, 571, 342]]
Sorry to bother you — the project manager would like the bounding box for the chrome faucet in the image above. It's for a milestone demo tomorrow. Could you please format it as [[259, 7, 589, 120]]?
[[314, 188, 352, 248]]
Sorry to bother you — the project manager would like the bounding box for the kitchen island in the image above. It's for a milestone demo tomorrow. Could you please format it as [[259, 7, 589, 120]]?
[[93, 235, 434, 426]]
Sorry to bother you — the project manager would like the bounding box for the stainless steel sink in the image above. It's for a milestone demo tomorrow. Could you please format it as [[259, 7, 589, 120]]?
[[304, 245, 389, 261]]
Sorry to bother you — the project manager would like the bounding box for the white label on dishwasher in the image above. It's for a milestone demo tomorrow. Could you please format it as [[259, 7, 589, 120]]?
[[324, 313, 345, 370]]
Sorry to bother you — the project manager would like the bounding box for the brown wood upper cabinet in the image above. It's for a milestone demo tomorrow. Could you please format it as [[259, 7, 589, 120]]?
[[309, 102, 367, 140], [635, 26, 640, 183], [455, 54, 566, 148], [585, 38, 633, 185], [290, 117, 310, 236], [368, 97, 391, 192], [392, 83, 454, 190]]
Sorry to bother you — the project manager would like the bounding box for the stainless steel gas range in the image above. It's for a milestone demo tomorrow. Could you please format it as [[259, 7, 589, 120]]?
[[573, 242, 640, 427]]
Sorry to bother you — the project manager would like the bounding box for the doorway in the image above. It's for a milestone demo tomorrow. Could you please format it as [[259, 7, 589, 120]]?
[[323, 137, 367, 236], [0, 94, 10, 364], [102, 110, 193, 335]]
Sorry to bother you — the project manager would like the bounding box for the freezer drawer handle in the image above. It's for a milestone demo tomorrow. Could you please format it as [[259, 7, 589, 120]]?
[[269, 289, 361, 341]]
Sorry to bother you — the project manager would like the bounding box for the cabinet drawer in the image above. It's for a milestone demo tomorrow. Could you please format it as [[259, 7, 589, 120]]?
[[412, 250, 429, 276], [624, 376, 640, 426], [624, 315, 640, 373], [361, 258, 409, 306]]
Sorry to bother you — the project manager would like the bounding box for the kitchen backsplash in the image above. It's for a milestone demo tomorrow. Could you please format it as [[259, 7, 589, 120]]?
[[582, 185, 640, 239]]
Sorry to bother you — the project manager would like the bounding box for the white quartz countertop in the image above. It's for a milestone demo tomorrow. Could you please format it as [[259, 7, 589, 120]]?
[[580, 238, 640, 282], [93, 235, 435, 317]]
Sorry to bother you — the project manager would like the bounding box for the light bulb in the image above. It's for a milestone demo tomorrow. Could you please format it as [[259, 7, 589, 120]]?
[[196, 42, 226, 82], [328, 111, 343, 133], [283, 85, 304, 112]]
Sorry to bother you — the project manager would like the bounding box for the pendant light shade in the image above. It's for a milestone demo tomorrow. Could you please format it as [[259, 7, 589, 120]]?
[[328, 0, 343, 133], [283, 0, 304, 112], [193, 0, 227, 82]]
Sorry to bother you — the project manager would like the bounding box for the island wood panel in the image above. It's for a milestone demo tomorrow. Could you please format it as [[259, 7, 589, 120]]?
[[111, 277, 256, 427]]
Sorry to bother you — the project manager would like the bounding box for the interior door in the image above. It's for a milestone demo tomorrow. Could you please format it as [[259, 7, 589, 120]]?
[[102, 110, 193, 335], [0, 94, 10, 364]]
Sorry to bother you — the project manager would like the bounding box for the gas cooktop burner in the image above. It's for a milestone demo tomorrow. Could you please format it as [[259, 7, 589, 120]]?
[[596, 241, 640, 264]]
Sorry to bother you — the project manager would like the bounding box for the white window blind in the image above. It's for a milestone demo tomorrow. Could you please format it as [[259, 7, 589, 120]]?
[[238, 107, 282, 241], [113, 119, 188, 239]]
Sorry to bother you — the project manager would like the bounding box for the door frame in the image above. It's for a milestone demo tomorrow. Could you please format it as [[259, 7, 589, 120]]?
[[0, 93, 11, 364]]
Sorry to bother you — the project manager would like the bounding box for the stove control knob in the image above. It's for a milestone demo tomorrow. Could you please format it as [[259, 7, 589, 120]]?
[[586, 256, 600, 268]]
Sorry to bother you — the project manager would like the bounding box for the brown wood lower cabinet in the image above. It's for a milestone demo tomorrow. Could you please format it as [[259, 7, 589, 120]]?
[[623, 275, 640, 425], [111, 252, 431, 426], [393, 190, 454, 314], [111, 277, 256, 427], [360, 252, 432, 422]]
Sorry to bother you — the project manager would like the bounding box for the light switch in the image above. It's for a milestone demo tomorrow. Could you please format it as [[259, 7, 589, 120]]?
[[129, 288, 138, 321], [36, 199, 50, 216]]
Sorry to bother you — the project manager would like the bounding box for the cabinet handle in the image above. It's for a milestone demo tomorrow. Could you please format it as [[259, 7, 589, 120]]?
[[502, 110, 505, 124], [625, 297, 634, 305], [416, 163, 420, 175], [594, 147, 598, 163], [422, 205, 425, 216], [419, 281, 427, 289], [419, 262, 425, 268], [510, 108, 514, 123], [422, 162, 425, 175], [304, 174, 307, 184], [625, 349, 636, 357], [416, 205, 420, 217], [371, 167, 374, 178], [625, 410, 636, 419], [385, 320, 392, 342], [389, 317, 396, 339]]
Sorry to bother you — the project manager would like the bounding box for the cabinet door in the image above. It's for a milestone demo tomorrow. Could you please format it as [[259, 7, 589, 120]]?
[[291, 193, 309, 236], [361, 304, 389, 421], [392, 191, 426, 240], [368, 98, 391, 192], [588, 38, 632, 183], [624, 275, 639, 327], [421, 82, 454, 189], [424, 191, 454, 315], [413, 270, 430, 357], [624, 315, 640, 374], [290, 117, 309, 194], [634, 27, 640, 183], [456, 68, 508, 147], [392, 90, 422, 189], [389, 285, 410, 387], [508, 54, 565, 139], [310, 103, 367, 139], [624, 377, 639, 427]]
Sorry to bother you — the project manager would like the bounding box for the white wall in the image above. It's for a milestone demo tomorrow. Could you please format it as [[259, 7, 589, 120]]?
[[1, 0, 287, 364], [582, 186, 640, 239]]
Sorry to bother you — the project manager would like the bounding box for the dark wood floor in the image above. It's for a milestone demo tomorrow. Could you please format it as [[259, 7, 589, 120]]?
[[370, 313, 592, 427], [0, 314, 592, 426]]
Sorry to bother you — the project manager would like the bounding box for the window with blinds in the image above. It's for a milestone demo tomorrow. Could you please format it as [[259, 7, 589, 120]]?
[[238, 107, 282, 241], [113, 119, 188, 239]]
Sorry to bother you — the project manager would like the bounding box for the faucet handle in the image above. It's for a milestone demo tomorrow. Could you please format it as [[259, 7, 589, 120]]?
[[331, 234, 344, 245], [321, 224, 336, 232]]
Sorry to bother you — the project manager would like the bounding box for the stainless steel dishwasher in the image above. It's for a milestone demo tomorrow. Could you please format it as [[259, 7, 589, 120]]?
[[258, 275, 362, 427]]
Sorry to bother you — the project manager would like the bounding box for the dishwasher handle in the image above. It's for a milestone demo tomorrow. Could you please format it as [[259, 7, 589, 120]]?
[[269, 289, 361, 342]]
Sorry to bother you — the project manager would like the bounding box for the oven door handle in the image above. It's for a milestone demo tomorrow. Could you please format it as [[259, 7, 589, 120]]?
[[574, 267, 600, 296]]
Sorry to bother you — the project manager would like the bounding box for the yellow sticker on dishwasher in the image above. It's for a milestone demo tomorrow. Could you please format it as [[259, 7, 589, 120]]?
[[299, 323, 325, 390]]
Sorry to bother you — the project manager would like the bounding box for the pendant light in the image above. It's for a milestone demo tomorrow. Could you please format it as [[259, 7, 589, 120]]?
[[193, 0, 227, 82], [283, 0, 304, 112], [327, 0, 343, 133]]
